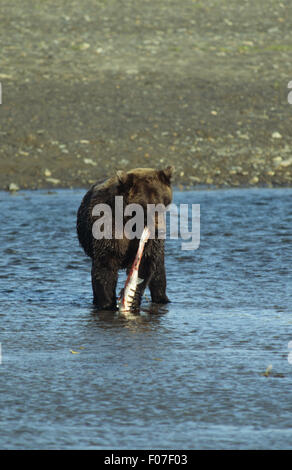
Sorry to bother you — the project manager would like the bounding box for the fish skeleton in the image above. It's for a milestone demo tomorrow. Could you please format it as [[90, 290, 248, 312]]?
[[118, 226, 151, 313]]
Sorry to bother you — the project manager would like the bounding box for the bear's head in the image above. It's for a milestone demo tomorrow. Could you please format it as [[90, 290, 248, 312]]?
[[116, 167, 173, 206], [116, 166, 174, 236]]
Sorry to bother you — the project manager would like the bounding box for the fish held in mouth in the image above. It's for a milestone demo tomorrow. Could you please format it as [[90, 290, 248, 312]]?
[[118, 226, 151, 313]]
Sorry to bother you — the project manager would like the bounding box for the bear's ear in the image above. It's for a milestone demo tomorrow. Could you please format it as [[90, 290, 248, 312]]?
[[116, 170, 128, 185], [116, 170, 134, 189], [158, 166, 175, 185]]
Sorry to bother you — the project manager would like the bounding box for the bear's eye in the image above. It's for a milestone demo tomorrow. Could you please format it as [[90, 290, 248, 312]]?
[[164, 197, 171, 207]]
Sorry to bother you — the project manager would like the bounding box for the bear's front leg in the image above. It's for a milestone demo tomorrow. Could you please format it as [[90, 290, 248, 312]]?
[[91, 259, 118, 310], [148, 255, 170, 304]]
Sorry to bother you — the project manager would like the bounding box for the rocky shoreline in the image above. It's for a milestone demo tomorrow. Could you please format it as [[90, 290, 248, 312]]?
[[1, 0, 292, 191]]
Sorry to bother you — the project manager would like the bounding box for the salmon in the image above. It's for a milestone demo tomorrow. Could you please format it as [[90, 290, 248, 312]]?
[[118, 226, 151, 313]]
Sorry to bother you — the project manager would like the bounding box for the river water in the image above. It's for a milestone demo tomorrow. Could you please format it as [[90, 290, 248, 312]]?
[[0, 188, 291, 449]]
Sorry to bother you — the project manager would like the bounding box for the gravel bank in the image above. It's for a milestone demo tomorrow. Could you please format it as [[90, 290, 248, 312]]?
[[1, 0, 292, 190]]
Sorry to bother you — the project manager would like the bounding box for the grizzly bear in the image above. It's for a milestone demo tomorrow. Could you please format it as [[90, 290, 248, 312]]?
[[76, 166, 174, 310]]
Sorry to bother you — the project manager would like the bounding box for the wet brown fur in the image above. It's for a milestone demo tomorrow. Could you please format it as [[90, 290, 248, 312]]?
[[76, 166, 174, 310]]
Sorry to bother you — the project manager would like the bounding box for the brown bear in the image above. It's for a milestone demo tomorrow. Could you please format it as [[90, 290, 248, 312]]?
[[76, 166, 174, 310]]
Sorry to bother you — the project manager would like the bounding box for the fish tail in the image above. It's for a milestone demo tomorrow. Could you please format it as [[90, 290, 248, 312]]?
[[140, 226, 151, 244]]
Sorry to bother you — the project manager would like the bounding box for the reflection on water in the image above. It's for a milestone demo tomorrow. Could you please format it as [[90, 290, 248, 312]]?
[[0, 188, 291, 449], [90, 303, 169, 332]]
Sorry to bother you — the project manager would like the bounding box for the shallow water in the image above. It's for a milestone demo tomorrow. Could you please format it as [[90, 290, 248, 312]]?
[[0, 187, 291, 450]]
